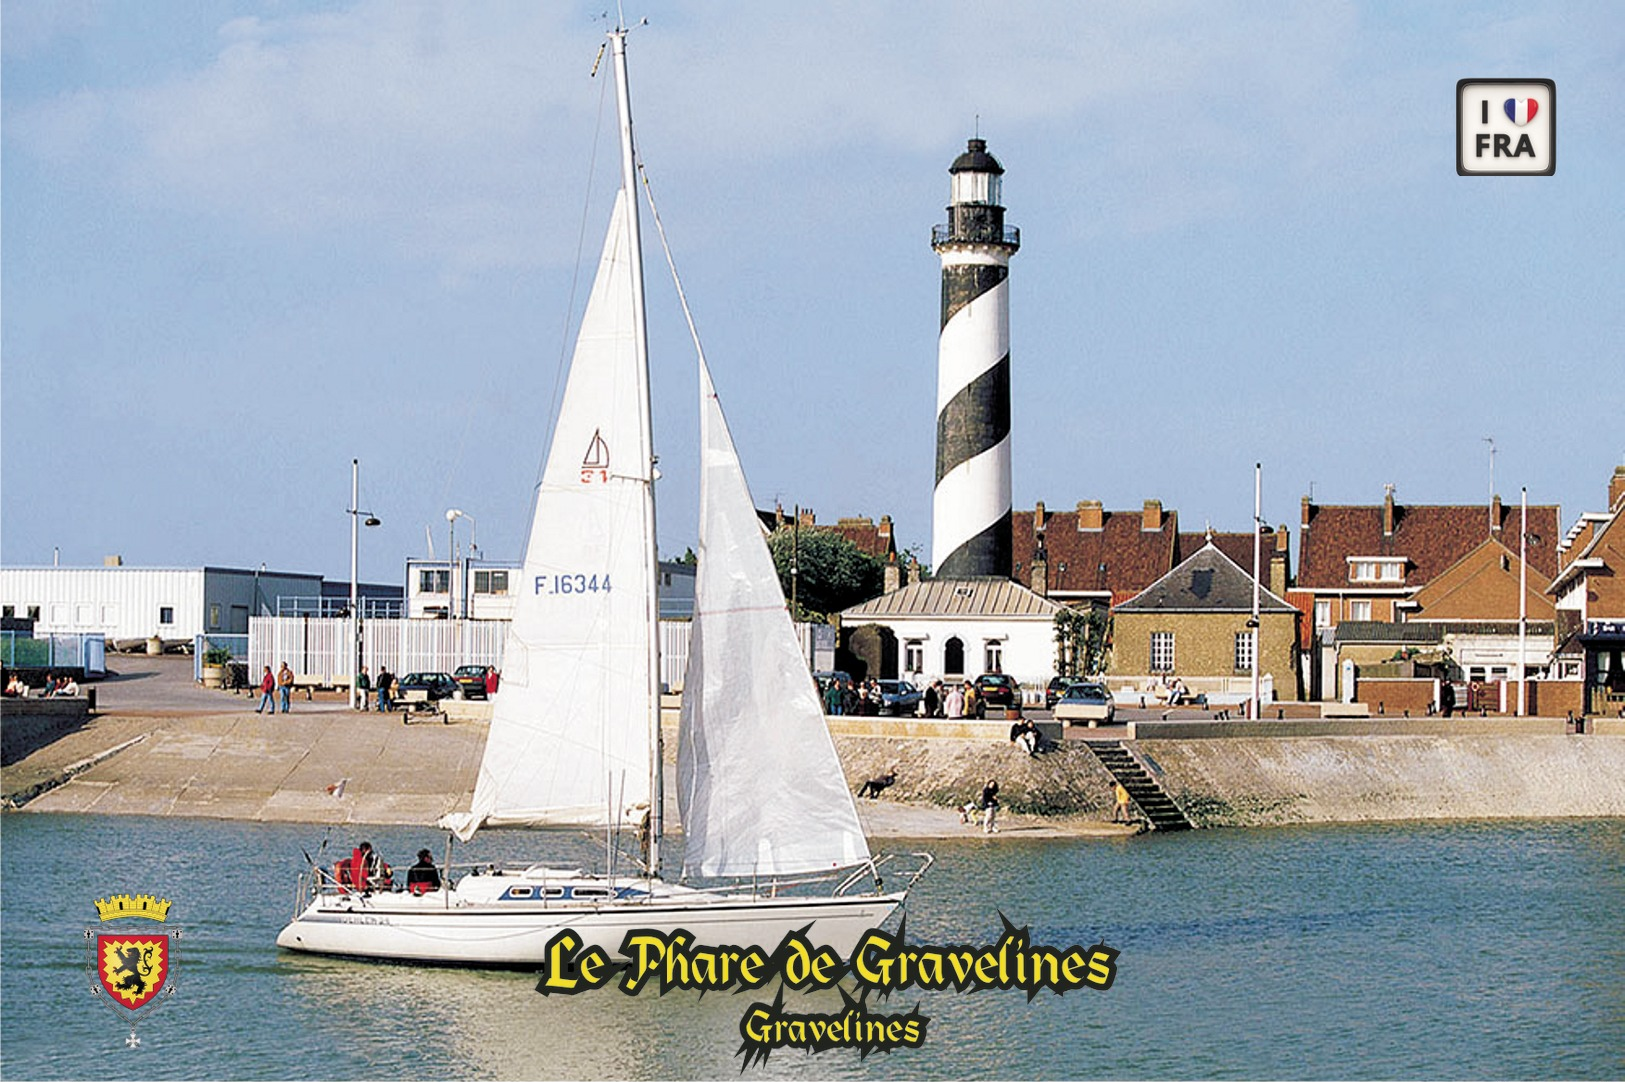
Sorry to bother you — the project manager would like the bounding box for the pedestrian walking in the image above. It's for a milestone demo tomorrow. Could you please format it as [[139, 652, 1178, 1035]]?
[[355, 665, 371, 711], [1112, 781, 1132, 823], [255, 666, 276, 713], [980, 778, 1000, 834], [277, 662, 295, 713]]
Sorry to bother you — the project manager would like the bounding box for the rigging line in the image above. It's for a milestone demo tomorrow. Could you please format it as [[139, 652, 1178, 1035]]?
[[536, 51, 615, 495], [636, 160, 709, 373]]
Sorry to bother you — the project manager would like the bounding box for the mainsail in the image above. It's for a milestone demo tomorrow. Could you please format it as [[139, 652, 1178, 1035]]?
[[676, 358, 872, 877], [440, 189, 657, 840]]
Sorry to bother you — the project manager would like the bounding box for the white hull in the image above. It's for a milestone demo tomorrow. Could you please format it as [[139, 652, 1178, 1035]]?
[[277, 873, 902, 967]]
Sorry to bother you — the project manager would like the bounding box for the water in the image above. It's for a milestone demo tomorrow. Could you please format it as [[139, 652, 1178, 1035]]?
[[3, 814, 1621, 1080]]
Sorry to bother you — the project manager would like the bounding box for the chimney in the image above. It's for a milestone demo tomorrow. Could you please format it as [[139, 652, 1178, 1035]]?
[[878, 515, 893, 549], [1030, 553, 1048, 597], [1033, 501, 1046, 535], [1490, 494, 1502, 534], [1270, 526, 1289, 596], [1076, 500, 1103, 531], [1383, 489, 1395, 537], [883, 555, 902, 594], [1141, 499, 1163, 531], [798, 507, 815, 528], [1610, 466, 1625, 510], [104, 555, 123, 567], [1301, 494, 1313, 529]]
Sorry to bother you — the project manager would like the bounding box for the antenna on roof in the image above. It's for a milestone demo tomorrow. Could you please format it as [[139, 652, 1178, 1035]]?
[[1483, 436, 1497, 532]]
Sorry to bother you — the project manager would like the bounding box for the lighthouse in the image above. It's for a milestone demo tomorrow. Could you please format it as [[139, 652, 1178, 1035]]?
[[931, 137, 1019, 579]]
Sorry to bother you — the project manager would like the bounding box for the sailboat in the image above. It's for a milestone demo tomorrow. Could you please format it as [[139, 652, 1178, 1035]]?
[[276, 27, 927, 967]]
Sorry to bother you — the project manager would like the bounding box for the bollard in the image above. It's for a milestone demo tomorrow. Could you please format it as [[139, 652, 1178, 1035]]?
[[87, 687, 97, 712]]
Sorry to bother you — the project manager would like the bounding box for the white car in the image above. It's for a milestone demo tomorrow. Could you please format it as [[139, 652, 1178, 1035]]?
[[1053, 682, 1116, 726]]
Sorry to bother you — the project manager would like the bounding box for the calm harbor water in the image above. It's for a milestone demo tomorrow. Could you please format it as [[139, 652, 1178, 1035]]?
[[2, 813, 1621, 1080]]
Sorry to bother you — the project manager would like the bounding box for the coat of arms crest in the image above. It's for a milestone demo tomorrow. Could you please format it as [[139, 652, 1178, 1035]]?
[[84, 893, 181, 1048]]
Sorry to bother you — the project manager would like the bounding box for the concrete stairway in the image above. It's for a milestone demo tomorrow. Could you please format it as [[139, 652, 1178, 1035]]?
[[1085, 741, 1193, 831]]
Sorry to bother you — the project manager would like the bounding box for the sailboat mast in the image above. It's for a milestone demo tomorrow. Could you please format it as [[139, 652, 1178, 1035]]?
[[609, 27, 664, 878]]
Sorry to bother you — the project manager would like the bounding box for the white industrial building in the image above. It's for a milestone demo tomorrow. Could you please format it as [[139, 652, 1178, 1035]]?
[[0, 566, 323, 647]]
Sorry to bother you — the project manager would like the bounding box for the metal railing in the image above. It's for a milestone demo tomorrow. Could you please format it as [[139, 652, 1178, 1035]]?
[[931, 223, 1020, 248]]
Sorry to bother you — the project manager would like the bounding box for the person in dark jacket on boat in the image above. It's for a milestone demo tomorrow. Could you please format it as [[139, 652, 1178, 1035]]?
[[406, 849, 442, 894]]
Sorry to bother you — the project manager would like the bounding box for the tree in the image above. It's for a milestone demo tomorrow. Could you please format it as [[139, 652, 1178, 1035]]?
[[766, 528, 885, 623], [1054, 605, 1111, 677]]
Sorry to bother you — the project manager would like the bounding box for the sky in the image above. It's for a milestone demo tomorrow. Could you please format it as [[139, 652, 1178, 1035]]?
[[4, 1, 1622, 586]]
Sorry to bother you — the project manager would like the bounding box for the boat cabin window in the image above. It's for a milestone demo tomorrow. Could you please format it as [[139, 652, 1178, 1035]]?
[[572, 886, 612, 900], [506, 886, 534, 898], [544, 887, 566, 898]]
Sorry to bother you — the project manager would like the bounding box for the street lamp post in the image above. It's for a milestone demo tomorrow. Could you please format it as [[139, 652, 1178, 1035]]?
[[446, 509, 475, 619], [349, 459, 382, 709]]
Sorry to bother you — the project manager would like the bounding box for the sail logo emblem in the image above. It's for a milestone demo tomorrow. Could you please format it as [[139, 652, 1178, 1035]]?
[[1457, 79, 1554, 175], [581, 429, 610, 484], [84, 894, 182, 1048]]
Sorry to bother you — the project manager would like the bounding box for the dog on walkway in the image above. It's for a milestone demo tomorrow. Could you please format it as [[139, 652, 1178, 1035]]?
[[856, 769, 897, 799]]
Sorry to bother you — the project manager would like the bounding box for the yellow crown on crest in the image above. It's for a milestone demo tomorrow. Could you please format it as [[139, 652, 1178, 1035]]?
[[94, 894, 172, 922]]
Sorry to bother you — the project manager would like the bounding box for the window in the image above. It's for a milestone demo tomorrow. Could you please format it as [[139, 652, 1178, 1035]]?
[[1150, 632, 1175, 673], [1349, 558, 1404, 583], [1235, 630, 1256, 671], [75, 604, 95, 626], [1349, 600, 1373, 622], [27, 605, 39, 621], [419, 569, 450, 594], [159, 606, 175, 625], [101, 605, 119, 625], [209, 604, 221, 629], [1, 606, 12, 619], [984, 641, 1003, 673], [943, 637, 965, 676], [1314, 600, 1331, 628], [474, 570, 509, 595], [904, 640, 924, 675]]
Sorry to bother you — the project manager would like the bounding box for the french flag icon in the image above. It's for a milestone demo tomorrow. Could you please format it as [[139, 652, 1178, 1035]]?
[[1504, 98, 1539, 125]]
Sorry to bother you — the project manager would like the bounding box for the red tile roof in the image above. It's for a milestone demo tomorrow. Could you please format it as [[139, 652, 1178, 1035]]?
[[1297, 501, 1560, 589], [1011, 506, 1177, 598]]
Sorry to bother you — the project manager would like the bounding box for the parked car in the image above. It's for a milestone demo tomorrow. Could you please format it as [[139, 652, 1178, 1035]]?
[[812, 670, 853, 696], [974, 673, 1020, 714], [1045, 676, 1077, 710], [1054, 682, 1116, 726], [396, 672, 460, 702], [876, 680, 922, 716], [453, 664, 496, 700]]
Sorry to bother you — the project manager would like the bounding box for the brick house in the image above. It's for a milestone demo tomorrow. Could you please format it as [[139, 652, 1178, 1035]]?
[[1291, 488, 1560, 699], [1010, 500, 1177, 606], [1548, 466, 1625, 715], [1108, 540, 1302, 702]]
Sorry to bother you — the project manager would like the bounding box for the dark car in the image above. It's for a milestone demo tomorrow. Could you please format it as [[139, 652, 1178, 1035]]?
[[397, 672, 460, 702], [974, 673, 1020, 713], [876, 680, 922, 716], [1045, 676, 1077, 710], [454, 664, 496, 700]]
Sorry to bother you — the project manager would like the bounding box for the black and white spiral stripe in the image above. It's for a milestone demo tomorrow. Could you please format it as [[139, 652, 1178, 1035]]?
[[931, 254, 1012, 579]]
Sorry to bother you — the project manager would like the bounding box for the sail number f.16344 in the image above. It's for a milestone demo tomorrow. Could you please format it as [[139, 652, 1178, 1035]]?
[[536, 574, 612, 596]]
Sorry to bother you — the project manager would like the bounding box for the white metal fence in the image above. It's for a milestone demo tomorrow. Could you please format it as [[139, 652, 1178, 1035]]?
[[248, 616, 702, 690]]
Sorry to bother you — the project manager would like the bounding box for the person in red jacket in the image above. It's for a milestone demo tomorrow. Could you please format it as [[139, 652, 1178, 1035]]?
[[255, 667, 275, 714], [484, 668, 500, 697]]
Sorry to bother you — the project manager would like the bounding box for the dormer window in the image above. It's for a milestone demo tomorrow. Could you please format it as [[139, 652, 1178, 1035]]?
[[1348, 557, 1405, 584]]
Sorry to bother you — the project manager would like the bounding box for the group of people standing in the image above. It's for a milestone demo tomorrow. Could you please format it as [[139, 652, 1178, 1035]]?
[[255, 663, 296, 714], [351, 665, 396, 712], [922, 680, 978, 720], [822, 676, 884, 716]]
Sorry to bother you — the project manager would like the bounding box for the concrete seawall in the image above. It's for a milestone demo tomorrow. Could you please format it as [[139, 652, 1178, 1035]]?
[[5, 703, 1622, 830]]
